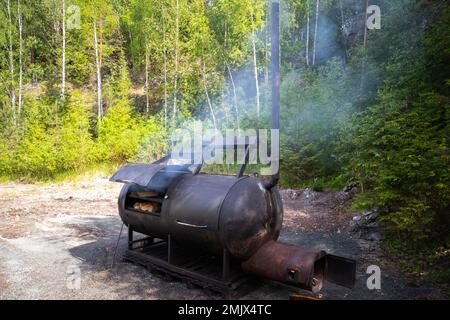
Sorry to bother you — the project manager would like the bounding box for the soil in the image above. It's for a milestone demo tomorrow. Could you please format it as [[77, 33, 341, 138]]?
[[0, 178, 444, 300]]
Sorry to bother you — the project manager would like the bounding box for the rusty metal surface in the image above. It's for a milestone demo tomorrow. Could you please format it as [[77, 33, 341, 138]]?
[[241, 241, 327, 292]]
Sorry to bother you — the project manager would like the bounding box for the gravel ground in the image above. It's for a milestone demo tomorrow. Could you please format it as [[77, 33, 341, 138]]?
[[0, 178, 444, 300]]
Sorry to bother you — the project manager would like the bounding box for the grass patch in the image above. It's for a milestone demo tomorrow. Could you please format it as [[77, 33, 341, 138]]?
[[0, 162, 122, 185], [382, 236, 450, 296]]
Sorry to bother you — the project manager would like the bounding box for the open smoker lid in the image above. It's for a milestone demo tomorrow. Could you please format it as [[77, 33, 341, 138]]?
[[110, 164, 191, 190]]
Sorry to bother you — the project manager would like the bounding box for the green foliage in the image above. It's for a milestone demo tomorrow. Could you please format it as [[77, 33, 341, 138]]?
[[0, 88, 167, 179], [55, 91, 96, 171], [346, 2, 450, 247], [13, 92, 96, 177], [135, 117, 169, 163], [14, 98, 58, 177], [97, 102, 143, 163], [98, 54, 167, 163]]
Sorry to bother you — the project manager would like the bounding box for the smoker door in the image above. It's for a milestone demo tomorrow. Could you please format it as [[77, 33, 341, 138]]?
[[164, 175, 238, 254], [110, 164, 191, 193]]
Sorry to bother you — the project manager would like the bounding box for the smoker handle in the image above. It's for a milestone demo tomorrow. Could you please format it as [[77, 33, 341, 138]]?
[[176, 220, 208, 229]]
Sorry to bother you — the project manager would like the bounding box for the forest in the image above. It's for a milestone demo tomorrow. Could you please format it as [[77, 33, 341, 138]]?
[[0, 0, 449, 284]]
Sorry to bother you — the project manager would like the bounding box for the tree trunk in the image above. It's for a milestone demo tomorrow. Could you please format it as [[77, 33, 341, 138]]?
[[363, 0, 369, 48], [61, 0, 66, 100], [7, 0, 16, 120], [162, 14, 168, 129], [18, 0, 23, 114], [224, 20, 239, 129], [306, 0, 310, 66], [251, 13, 260, 117], [360, 0, 369, 92], [312, 0, 320, 65], [225, 62, 239, 130], [173, 0, 179, 124], [339, 0, 348, 64], [222, 66, 228, 128], [145, 47, 150, 115], [202, 59, 217, 130], [264, 0, 270, 105], [93, 20, 103, 121]]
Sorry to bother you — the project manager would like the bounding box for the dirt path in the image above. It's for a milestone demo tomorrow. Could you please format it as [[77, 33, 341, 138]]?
[[0, 179, 443, 300]]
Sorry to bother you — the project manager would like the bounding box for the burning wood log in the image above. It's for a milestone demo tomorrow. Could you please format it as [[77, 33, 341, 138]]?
[[133, 202, 161, 213]]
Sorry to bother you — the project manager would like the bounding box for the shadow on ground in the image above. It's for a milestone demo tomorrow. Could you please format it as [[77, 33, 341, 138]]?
[[66, 216, 442, 300]]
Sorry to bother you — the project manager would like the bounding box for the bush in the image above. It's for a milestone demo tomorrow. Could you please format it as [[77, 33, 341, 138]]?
[[54, 91, 96, 171], [14, 99, 58, 178], [350, 92, 450, 243], [97, 101, 143, 163]]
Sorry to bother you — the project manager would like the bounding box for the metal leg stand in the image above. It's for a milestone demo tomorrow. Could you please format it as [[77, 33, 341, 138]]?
[[128, 226, 133, 250], [222, 249, 230, 281]]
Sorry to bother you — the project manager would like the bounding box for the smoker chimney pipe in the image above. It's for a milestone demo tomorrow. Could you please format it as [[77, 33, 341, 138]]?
[[264, 0, 280, 190]]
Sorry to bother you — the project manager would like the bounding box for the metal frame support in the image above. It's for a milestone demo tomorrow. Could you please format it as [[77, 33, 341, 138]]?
[[128, 226, 133, 250], [168, 234, 173, 264], [222, 249, 230, 281], [237, 137, 250, 178]]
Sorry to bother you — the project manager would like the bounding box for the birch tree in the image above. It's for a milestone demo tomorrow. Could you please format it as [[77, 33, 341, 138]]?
[[363, 0, 369, 48], [82, 1, 119, 122], [7, 0, 16, 120], [264, 0, 270, 105], [93, 19, 102, 120], [129, 0, 170, 126], [162, 11, 168, 128], [251, 11, 260, 117], [173, 0, 180, 124], [248, 0, 265, 117], [189, 0, 218, 128], [312, 0, 320, 65], [306, 0, 310, 66], [17, 0, 23, 114], [61, 0, 66, 100], [145, 40, 150, 115], [339, 0, 348, 64]]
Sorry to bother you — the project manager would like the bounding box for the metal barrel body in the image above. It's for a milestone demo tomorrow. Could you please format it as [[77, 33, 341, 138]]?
[[118, 174, 284, 259]]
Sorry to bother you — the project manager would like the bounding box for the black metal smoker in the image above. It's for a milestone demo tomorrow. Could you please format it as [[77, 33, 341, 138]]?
[[111, 1, 356, 295]]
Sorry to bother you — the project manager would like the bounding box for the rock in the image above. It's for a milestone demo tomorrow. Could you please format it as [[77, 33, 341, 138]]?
[[363, 210, 380, 222], [367, 232, 382, 242], [302, 188, 319, 201], [366, 222, 380, 229], [349, 221, 361, 233], [284, 189, 301, 200], [342, 185, 359, 195], [342, 185, 353, 192], [350, 209, 384, 240]]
